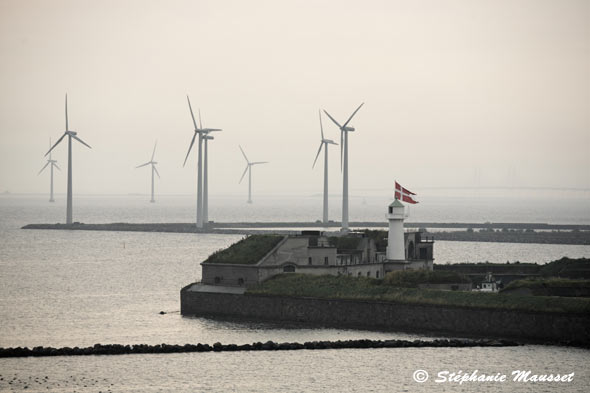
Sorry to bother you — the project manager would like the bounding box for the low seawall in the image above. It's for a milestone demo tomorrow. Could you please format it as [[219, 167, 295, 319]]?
[[181, 286, 590, 345], [23, 222, 590, 244]]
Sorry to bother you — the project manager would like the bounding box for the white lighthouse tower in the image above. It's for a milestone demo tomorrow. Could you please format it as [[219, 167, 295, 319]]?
[[386, 198, 405, 260]]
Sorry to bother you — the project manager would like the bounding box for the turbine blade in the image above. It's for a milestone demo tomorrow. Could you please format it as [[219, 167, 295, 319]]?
[[312, 142, 323, 169], [65, 94, 69, 131], [319, 109, 324, 140], [153, 165, 160, 178], [187, 95, 198, 130], [322, 110, 342, 129], [183, 132, 197, 167], [38, 161, 50, 175], [71, 134, 92, 149], [48, 138, 52, 160], [251, 161, 268, 165], [45, 132, 66, 156], [53, 162, 61, 171], [151, 140, 157, 161], [239, 145, 249, 163], [342, 102, 364, 128], [136, 162, 150, 168], [239, 165, 249, 183], [198, 108, 203, 129]]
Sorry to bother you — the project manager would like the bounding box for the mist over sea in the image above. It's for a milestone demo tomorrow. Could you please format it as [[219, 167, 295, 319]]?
[[0, 193, 588, 392]]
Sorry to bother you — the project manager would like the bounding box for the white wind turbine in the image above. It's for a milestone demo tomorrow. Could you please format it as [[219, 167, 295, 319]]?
[[312, 110, 338, 224], [202, 132, 218, 224], [323, 103, 364, 231], [38, 138, 61, 202], [136, 141, 160, 203], [183, 96, 221, 228], [46, 94, 92, 224], [238, 145, 268, 204]]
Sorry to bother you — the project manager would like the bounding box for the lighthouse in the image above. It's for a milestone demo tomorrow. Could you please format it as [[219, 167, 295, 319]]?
[[386, 198, 405, 260]]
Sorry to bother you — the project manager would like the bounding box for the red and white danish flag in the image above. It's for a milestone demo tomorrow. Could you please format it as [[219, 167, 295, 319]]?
[[394, 181, 419, 204]]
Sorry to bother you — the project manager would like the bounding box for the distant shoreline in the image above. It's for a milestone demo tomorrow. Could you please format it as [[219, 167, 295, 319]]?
[[21, 222, 590, 245]]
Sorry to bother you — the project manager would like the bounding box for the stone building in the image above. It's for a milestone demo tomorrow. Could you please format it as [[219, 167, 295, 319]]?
[[199, 200, 434, 288]]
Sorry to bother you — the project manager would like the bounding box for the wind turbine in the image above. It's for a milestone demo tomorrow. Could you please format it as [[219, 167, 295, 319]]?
[[46, 94, 92, 224], [38, 138, 61, 202], [238, 145, 268, 204], [136, 141, 160, 203], [198, 108, 222, 224], [183, 96, 221, 228], [323, 102, 364, 231], [312, 110, 337, 224], [202, 133, 217, 224]]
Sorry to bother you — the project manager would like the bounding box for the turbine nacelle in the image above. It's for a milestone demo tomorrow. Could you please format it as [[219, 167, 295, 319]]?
[[184, 95, 222, 166], [66, 130, 77, 136], [322, 103, 364, 171]]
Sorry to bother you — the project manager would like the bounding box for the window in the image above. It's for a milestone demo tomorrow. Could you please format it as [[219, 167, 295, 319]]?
[[283, 265, 296, 273], [419, 248, 428, 260], [308, 257, 312, 265], [357, 272, 361, 277], [324, 256, 329, 265], [366, 271, 370, 277], [214, 276, 221, 284], [376, 271, 379, 278], [238, 278, 244, 286]]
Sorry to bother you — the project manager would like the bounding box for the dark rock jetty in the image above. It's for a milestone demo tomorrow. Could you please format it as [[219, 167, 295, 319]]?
[[0, 339, 520, 358], [22, 222, 589, 244]]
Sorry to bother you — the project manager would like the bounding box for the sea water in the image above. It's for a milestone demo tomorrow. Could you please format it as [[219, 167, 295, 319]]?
[[0, 194, 589, 392]]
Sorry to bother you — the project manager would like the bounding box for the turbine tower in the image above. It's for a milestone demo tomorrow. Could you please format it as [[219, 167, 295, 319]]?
[[183, 96, 221, 228], [38, 138, 61, 202], [136, 141, 160, 203], [46, 94, 92, 224], [323, 103, 364, 231], [202, 133, 215, 224], [312, 110, 337, 224], [239, 145, 268, 204]]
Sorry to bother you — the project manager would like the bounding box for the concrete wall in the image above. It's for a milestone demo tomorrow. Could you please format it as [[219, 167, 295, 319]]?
[[180, 288, 590, 344], [201, 264, 259, 287], [418, 283, 473, 291]]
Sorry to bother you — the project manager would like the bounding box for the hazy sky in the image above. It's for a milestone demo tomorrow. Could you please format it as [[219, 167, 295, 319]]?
[[0, 0, 588, 197]]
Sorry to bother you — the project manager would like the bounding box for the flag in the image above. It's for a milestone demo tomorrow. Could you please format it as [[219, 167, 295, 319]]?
[[395, 181, 419, 204]]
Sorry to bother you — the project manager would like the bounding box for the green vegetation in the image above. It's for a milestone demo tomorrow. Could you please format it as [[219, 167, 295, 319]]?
[[204, 235, 284, 265], [502, 277, 590, 291], [247, 274, 590, 314], [435, 258, 590, 278], [540, 257, 590, 278], [327, 236, 362, 250], [384, 270, 471, 288], [362, 230, 388, 251]]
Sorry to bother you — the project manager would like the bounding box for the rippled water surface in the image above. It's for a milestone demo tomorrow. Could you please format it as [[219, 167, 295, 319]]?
[[0, 195, 589, 392]]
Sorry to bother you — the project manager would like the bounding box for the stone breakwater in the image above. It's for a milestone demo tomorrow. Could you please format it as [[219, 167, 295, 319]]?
[[0, 339, 519, 358], [22, 222, 589, 244]]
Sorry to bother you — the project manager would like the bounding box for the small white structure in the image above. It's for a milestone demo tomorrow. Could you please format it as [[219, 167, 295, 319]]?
[[478, 272, 501, 292], [386, 199, 405, 261]]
